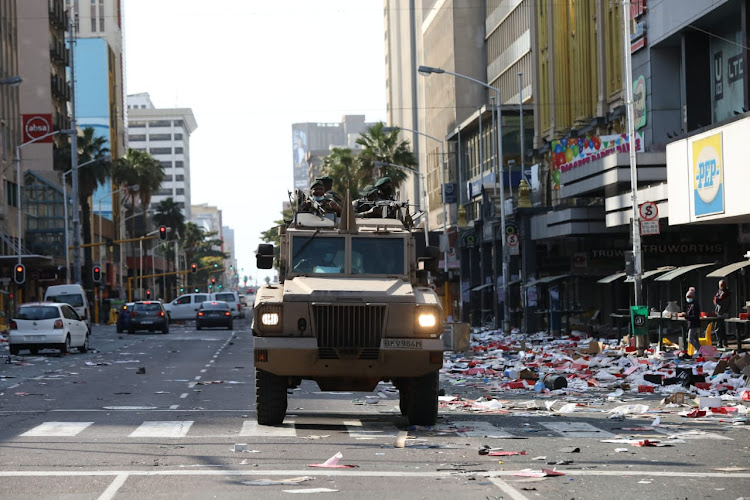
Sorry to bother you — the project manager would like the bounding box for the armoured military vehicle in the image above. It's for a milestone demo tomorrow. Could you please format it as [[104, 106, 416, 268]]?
[[253, 192, 444, 426]]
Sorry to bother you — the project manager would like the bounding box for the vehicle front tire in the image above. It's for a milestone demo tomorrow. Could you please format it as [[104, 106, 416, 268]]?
[[255, 368, 288, 426], [78, 334, 89, 353], [407, 371, 439, 426], [9, 345, 19, 356]]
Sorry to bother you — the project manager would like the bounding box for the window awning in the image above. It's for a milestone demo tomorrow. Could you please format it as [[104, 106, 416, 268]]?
[[624, 267, 675, 282], [597, 272, 627, 284], [654, 263, 716, 282], [706, 260, 750, 278], [525, 274, 569, 288], [471, 283, 493, 292]]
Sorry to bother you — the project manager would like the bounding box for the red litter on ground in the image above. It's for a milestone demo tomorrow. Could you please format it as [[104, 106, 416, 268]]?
[[638, 385, 655, 393]]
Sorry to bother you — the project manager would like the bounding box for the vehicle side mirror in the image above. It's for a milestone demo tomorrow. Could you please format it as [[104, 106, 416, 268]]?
[[257, 243, 275, 269], [418, 245, 440, 274]]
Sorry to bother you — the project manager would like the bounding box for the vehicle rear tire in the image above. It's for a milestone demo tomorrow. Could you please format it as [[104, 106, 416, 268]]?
[[128, 328, 135, 335], [9, 346, 19, 356], [196, 322, 202, 330], [30, 348, 39, 355], [78, 334, 89, 353], [162, 325, 169, 334], [116, 325, 123, 333], [59, 336, 70, 355], [227, 321, 233, 330], [256, 368, 288, 426], [399, 384, 411, 416], [407, 371, 439, 426]]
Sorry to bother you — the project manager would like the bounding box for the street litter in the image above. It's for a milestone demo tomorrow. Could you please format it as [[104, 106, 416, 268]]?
[[284, 488, 339, 494], [84, 361, 111, 366], [531, 456, 547, 460], [307, 452, 357, 468], [513, 468, 565, 477], [241, 476, 314, 486], [482, 451, 527, 457]]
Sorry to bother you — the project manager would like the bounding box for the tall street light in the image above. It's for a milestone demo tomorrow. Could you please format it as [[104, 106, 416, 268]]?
[[373, 160, 429, 240], [15, 129, 76, 266], [382, 126, 449, 274], [418, 64, 510, 334]]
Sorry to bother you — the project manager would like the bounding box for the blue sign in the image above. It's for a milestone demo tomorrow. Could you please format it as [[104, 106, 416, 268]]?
[[443, 183, 457, 203]]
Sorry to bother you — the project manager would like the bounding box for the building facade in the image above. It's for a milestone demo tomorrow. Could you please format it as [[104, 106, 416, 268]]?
[[127, 92, 198, 220]]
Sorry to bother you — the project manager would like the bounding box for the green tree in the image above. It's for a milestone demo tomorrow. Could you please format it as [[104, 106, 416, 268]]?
[[355, 122, 417, 189], [55, 127, 111, 290], [180, 222, 227, 286], [153, 198, 186, 298], [111, 148, 165, 223], [320, 147, 360, 201]]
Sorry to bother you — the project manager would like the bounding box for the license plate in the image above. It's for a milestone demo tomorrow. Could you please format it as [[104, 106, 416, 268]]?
[[141, 321, 153, 325], [25, 335, 45, 341], [383, 339, 422, 349]]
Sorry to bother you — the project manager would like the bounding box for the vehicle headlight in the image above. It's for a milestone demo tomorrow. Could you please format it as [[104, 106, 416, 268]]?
[[261, 312, 279, 326], [418, 312, 437, 328]]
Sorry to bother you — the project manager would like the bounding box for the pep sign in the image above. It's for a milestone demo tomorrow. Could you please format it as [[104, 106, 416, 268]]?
[[691, 133, 724, 217]]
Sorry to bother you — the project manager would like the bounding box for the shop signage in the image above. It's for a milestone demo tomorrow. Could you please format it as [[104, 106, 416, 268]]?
[[691, 132, 724, 217], [443, 182, 457, 203], [633, 76, 647, 129], [22, 114, 53, 143], [591, 243, 723, 258], [630, 0, 647, 53], [461, 231, 477, 249]]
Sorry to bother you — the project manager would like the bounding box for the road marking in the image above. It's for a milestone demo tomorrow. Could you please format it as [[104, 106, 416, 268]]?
[[654, 428, 733, 440], [343, 419, 398, 439], [194, 376, 201, 380], [454, 420, 514, 438], [129, 421, 193, 438], [180, 393, 188, 399], [539, 421, 615, 438], [200, 369, 206, 373], [169, 405, 179, 410], [240, 420, 296, 437], [486, 477, 529, 500], [187, 382, 197, 389], [97, 473, 128, 500], [21, 422, 93, 437]]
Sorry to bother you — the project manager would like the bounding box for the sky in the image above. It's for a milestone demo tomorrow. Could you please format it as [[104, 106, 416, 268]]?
[[123, 0, 387, 285]]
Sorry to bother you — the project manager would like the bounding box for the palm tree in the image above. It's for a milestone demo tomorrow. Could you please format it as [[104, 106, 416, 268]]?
[[320, 147, 360, 201], [55, 127, 111, 289], [180, 222, 227, 286], [355, 122, 417, 189], [154, 198, 186, 298]]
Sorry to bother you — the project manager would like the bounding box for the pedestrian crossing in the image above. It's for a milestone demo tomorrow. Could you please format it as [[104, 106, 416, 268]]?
[[11, 418, 733, 441]]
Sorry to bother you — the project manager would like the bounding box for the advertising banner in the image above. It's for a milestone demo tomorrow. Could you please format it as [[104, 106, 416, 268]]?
[[691, 132, 724, 217], [292, 128, 308, 190], [22, 114, 53, 143]]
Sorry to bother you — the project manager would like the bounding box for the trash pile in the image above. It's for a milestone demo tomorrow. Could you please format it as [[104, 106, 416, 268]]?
[[441, 328, 750, 416]]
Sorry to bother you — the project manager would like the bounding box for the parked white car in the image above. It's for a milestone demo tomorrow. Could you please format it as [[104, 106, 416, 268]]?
[[211, 291, 242, 318], [163, 293, 211, 321], [9, 303, 90, 355]]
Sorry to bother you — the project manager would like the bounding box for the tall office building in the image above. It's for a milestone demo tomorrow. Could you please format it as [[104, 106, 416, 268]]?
[[127, 93, 197, 220]]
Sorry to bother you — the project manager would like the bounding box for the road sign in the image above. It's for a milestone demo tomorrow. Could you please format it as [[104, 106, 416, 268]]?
[[640, 220, 660, 235], [506, 233, 520, 255], [639, 201, 658, 221]]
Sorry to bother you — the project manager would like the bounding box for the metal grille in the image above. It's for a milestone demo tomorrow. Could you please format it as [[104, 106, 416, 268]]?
[[312, 304, 386, 355]]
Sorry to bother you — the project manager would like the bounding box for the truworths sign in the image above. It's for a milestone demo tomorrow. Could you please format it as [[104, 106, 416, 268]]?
[[666, 116, 750, 224]]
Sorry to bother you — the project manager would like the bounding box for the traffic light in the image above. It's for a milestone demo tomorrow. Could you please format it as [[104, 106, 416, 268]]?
[[191, 263, 197, 274], [211, 277, 216, 285], [13, 263, 25, 284], [146, 289, 152, 299], [180, 287, 184, 293], [92, 265, 101, 283], [159, 225, 167, 240], [213, 263, 218, 268]]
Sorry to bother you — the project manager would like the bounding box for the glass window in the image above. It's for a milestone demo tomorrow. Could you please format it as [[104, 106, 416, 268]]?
[[291, 236, 345, 274], [175, 147, 183, 154], [174, 133, 183, 140], [149, 147, 172, 155], [175, 295, 191, 305], [195, 294, 208, 302], [47, 294, 84, 307], [352, 237, 405, 275], [149, 134, 171, 141], [176, 188, 184, 195], [175, 175, 184, 182], [14, 306, 60, 320], [150, 120, 171, 127], [175, 161, 184, 169], [129, 121, 145, 127]]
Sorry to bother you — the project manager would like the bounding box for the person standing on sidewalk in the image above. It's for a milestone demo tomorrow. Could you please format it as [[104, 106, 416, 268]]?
[[681, 287, 701, 356], [713, 279, 731, 348]]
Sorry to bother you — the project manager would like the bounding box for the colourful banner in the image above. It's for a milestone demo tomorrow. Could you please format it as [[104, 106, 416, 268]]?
[[691, 132, 724, 217], [550, 132, 644, 189]]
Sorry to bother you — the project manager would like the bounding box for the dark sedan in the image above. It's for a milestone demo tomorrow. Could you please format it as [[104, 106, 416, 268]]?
[[128, 301, 169, 334], [116, 302, 136, 333], [196, 301, 233, 330]]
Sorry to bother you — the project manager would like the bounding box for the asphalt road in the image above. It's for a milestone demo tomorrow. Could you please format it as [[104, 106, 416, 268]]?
[[1, 312, 749, 499]]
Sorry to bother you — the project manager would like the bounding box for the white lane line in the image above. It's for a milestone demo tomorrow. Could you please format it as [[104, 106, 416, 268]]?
[[343, 419, 398, 439], [187, 382, 197, 389], [454, 420, 515, 438], [240, 420, 297, 437], [129, 421, 193, 438], [194, 376, 201, 380], [200, 369, 206, 373], [169, 405, 179, 410], [180, 393, 188, 399], [539, 421, 615, 438], [21, 422, 93, 437], [97, 473, 129, 500], [487, 477, 529, 500]]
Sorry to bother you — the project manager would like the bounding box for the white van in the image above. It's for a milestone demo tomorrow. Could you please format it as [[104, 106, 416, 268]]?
[[44, 284, 91, 331], [164, 293, 211, 321], [211, 291, 242, 318]]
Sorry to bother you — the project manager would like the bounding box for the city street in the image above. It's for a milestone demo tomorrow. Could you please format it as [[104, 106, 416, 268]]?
[[0, 315, 749, 499]]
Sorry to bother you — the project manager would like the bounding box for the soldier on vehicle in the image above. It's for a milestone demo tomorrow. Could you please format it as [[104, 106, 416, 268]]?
[[299, 180, 342, 216], [316, 175, 342, 204], [353, 184, 378, 214], [375, 176, 395, 201]]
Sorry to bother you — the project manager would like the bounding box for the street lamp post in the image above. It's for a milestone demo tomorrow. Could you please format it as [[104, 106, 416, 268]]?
[[373, 160, 429, 240], [382, 126, 449, 274], [418, 65, 510, 333], [15, 129, 75, 266]]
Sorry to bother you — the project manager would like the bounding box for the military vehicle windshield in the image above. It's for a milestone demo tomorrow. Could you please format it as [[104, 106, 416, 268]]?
[[352, 237, 405, 275], [292, 236, 346, 273]]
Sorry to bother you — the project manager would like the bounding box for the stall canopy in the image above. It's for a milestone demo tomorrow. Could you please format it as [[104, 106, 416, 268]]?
[[525, 274, 569, 288], [654, 263, 716, 282], [624, 267, 675, 282], [706, 260, 750, 278], [471, 283, 494, 292], [597, 272, 627, 284]]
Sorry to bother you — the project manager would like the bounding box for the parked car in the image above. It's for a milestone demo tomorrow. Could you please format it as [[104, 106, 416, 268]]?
[[116, 302, 136, 333], [196, 301, 233, 330], [9, 303, 90, 355], [164, 293, 211, 321], [44, 284, 91, 332], [211, 291, 242, 318], [128, 301, 169, 334], [238, 294, 248, 308]]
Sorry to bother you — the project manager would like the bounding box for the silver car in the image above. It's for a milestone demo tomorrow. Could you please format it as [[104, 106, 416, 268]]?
[[9, 303, 90, 355]]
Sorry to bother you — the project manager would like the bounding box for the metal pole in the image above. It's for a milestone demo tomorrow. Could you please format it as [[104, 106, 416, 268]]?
[[69, 12, 81, 285], [518, 71, 528, 333], [518, 72, 525, 179], [490, 97, 497, 200], [139, 238, 143, 299], [622, 0, 644, 352], [478, 107, 484, 185], [496, 90, 510, 334], [63, 173, 70, 283], [440, 142, 448, 273], [15, 144, 22, 266], [98, 199, 102, 263]]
